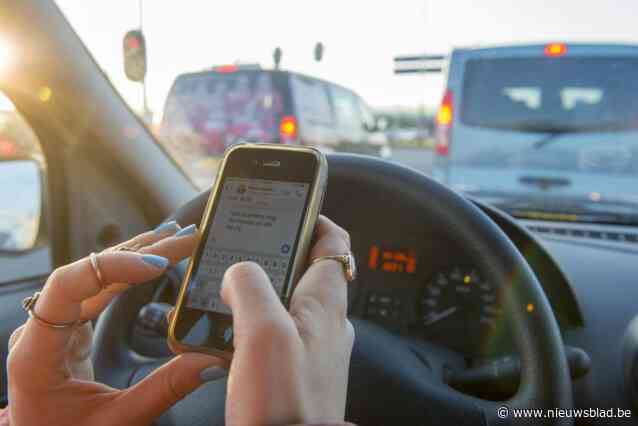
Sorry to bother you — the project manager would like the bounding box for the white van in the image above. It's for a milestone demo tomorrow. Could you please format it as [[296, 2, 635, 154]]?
[[427, 43, 638, 219]]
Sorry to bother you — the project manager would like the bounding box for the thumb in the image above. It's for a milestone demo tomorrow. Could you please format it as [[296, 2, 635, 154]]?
[[220, 262, 294, 343], [118, 353, 225, 424]]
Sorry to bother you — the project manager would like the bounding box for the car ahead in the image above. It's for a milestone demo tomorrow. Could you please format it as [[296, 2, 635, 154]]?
[[432, 43, 638, 224], [160, 65, 391, 159]]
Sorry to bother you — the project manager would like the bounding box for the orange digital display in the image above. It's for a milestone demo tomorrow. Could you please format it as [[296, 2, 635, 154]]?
[[368, 245, 416, 273]]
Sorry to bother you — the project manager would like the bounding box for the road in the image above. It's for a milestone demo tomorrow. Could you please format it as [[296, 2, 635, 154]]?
[[188, 148, 435, 189], [389, 147, 434, 176]]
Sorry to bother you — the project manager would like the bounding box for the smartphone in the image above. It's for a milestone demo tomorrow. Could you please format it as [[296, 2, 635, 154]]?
[[168, 143, 327, 359]]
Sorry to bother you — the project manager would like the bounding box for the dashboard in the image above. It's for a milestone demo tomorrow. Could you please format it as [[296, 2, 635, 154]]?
[[348, 240, 513, 356], [326, 192, 584, 358]]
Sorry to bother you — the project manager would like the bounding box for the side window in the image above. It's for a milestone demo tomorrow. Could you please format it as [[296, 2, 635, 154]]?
[[330, 86, 361, 132], [290, 76, 334, 126], [358, 98, 377, 132], [0, 93, 52, 284]]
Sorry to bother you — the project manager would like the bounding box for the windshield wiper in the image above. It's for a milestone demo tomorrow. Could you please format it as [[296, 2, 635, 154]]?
[[532, 122, 634, 149], [496, 120, 580, 150], [532, 131, 572, 149]]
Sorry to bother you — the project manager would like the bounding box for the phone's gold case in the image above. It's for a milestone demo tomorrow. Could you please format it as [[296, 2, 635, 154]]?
[[167, 143, 328, 359]]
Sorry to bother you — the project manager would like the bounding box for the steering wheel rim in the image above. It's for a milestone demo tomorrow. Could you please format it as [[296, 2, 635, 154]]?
[[92, 154, 572, 426]]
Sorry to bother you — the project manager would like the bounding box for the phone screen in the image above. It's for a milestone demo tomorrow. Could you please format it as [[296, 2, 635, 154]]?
[[186, 177, 310, 314], [172, 147, 319, 351]]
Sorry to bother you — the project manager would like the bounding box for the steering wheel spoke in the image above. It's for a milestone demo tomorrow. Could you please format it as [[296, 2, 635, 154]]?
[[347, 319, 488, 424]]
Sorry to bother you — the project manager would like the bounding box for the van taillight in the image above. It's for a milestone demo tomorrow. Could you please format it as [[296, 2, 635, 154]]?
[[280, 116, 298, 143], [544, 43, 567, 57], [435, 90, 453, 156]]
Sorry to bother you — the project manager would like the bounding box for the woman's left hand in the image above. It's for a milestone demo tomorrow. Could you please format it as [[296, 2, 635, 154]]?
[[6, 223, 224, 426]]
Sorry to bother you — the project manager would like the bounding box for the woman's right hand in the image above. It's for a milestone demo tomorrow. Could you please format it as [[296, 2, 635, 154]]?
[[219, 215, 355, 426]]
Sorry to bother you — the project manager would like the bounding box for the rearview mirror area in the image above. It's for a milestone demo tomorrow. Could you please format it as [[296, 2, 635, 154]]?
[[0, 159, 43, 252]]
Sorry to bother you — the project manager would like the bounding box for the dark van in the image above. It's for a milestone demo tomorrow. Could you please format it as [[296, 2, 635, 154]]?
[[160, 64, 390, 158]]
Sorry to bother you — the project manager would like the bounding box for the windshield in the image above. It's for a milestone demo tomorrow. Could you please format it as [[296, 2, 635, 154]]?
[[462, 57, 638, 132], [55, 1, 638, 226]]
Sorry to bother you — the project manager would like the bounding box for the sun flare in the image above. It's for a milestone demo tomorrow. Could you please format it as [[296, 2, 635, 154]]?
[[0, 38, 13, 74]]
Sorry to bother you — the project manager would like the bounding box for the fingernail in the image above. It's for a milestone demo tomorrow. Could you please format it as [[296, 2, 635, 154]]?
[[200, 366, 226, 382], [154, 221, 179, 235], [141, 254, 169, 269], [175, 224, 197, 237]]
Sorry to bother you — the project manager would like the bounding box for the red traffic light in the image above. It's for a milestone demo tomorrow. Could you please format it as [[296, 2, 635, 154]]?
[[125, 35, 141, 51], [123, 30, 147, 82]]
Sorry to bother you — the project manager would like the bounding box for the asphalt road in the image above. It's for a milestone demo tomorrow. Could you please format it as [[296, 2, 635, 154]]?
[[389, 147, 434, 175], [187, 147, 435, 189]]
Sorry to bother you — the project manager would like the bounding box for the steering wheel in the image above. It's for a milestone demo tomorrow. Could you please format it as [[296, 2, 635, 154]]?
[[92, 154, 572, 426]]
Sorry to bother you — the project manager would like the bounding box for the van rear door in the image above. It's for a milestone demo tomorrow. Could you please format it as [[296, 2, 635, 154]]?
[[160, 70, 285, 156], [443, 46, 638, 199]]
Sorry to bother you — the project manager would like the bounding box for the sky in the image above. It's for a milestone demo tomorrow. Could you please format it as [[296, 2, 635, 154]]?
[[5, 1, 638, 118]]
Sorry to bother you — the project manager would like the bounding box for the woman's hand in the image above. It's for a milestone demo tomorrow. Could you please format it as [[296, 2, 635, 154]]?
[[7, 222, 223, 426], [220, 215, 355, 426]]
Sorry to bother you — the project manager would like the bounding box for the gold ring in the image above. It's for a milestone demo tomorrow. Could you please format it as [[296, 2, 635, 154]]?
[[89, 252, 107, 290], [311, 253, 357, 282], [22, 292, 86, 329]]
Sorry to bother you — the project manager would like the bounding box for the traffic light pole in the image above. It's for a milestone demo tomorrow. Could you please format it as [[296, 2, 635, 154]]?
[[139, 0, 150, 122]]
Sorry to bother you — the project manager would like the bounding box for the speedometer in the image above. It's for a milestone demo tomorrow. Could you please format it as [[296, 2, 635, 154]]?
[[419, 266, 500, 353]]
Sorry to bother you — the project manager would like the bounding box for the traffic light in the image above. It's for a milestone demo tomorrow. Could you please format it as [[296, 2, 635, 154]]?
[[123, 30, 147, 82]]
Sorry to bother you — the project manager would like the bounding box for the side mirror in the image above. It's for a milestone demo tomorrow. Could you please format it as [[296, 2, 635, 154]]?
[[0, 159, 43, 252]]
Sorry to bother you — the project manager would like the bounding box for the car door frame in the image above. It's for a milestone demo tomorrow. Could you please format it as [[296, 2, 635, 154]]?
[[0, 0, 201, 405]]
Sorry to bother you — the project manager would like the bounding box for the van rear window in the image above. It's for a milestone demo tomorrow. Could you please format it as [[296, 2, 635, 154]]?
[[161, 71, 283, 156], [290, 75, 333, 126], [461, 57, 638, 132]]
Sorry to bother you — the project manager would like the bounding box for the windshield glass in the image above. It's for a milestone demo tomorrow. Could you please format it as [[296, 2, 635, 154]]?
[[55, 1, 638, 226], [462, 57, 638, 132]]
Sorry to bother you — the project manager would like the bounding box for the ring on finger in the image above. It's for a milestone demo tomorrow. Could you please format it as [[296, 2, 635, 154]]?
[[311, 253, 357, 282], [89, 252, 107, 291], [22, 292, 86, 329]]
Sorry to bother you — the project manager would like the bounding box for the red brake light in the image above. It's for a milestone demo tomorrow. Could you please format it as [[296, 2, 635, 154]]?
[[280, 116, 298, 142], [214, 64, 239, 73], [544, 43, 567, 57], [435, 90, 453, 156]]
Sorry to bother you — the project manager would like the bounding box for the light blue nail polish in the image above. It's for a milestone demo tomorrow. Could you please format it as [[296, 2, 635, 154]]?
[[154, 221, 179, 235], [142, 254, 169, 269], [175, 224, 197, 237], [200, 366, 226, 382]]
